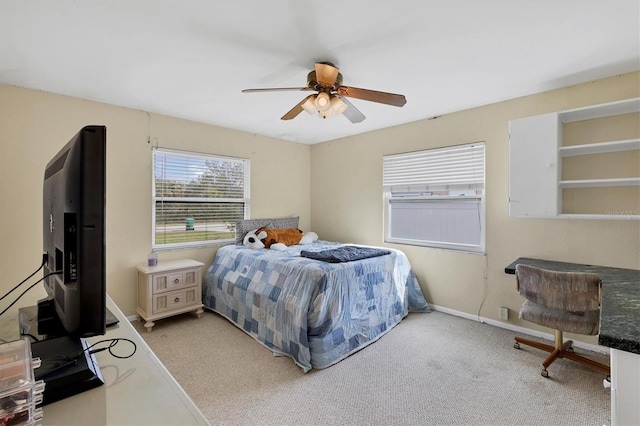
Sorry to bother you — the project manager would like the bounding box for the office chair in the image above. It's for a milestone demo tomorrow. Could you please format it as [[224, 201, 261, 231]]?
[[513, 264, 610, 378]]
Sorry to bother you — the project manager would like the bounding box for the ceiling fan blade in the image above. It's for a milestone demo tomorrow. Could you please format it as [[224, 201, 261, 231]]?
[[315, 62, 340, 86], [337, 86, 406, 107], [281, 94, 315, 120], [340, 97, 366, 123], [242, 87, 313, 93]]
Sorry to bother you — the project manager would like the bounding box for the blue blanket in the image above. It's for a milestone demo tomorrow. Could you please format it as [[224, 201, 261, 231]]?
[[300, 245, 391, 263], [203, 241, 429, 372]]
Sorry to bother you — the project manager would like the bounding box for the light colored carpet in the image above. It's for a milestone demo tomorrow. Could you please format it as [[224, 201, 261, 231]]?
[[133, 310, 610, 426]]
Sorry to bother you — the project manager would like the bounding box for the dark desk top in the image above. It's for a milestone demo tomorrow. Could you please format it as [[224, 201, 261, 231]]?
[[505, 257, 640, 355]]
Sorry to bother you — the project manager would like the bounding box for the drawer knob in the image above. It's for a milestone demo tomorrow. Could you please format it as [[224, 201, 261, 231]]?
[[174, 297, 180, 303], [174, 278, 180, 284]]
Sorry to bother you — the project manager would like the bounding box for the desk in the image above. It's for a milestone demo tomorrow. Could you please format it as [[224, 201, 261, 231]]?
[[0, 296, 210, 426], [505, 257, 640, 426], [505, 257, 640, 354]]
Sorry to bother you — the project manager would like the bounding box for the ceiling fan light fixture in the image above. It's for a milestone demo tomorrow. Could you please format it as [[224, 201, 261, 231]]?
[[330, 96, 348, 115], [315, 92, 331, 111], [320, 108, 335, 119], [301, 95, 317, 114], [242, 61, 406, 123]]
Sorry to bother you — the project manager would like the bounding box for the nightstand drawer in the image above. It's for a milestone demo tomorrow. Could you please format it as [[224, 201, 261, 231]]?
[[152, 287, 199, 314], [152, 269, 198, 294]]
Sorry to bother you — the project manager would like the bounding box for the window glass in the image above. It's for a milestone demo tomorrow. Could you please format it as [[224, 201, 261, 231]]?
[[153, 148, 250, 249], [383, 142, 485, 253]]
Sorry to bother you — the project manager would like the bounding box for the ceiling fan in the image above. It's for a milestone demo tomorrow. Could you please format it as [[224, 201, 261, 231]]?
[[241, 62, 406, 123]]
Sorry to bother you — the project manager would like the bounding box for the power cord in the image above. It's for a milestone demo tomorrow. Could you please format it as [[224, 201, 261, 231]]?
[[37, 338, 137, 380], [476, 254, 489, 323], [20, 333, 40, 343], [0, 270, 62, 317], [0, 253, 48, 304], [83, 338, 137, 359]]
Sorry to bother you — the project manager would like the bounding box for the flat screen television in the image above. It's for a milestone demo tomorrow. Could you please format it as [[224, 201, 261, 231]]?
[[40, 125, 107, 337], [19, 125, 110, 405]]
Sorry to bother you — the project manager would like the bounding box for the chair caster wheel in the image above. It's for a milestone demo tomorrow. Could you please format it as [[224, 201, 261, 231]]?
[[541, 369, 549, 378], [514, 342, 520, 349]]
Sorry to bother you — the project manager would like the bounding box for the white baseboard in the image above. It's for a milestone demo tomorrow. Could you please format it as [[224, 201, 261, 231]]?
[[428, 304, 610, 355]]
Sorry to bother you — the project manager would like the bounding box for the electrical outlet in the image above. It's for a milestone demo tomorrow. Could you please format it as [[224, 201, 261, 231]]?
[[499, 307, 509, 320]]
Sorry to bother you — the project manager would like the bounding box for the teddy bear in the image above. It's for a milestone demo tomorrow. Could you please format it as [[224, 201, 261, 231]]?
[[243, 227, 318, 251]]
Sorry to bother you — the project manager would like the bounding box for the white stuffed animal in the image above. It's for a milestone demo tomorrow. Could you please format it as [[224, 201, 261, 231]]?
[[243, 227, 318, 251]]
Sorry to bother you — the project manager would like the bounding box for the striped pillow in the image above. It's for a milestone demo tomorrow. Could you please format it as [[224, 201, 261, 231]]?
[[235, 217, 299, 245]]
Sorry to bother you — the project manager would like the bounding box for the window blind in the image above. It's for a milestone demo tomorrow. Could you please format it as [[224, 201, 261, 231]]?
[[153, 148, 249, 248], [383, 143, 485, 193]]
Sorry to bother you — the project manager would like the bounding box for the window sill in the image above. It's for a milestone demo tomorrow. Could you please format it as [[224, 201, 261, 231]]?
[[152, 239, 234, 252], [385, 238, 485, 255]]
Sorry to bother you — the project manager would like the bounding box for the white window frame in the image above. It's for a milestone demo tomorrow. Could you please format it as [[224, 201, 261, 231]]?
[[383, 142, 485, 253], [152, 148, 250, 250]]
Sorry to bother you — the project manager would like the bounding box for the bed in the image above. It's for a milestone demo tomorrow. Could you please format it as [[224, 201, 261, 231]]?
[[203, 218, 429, 372]]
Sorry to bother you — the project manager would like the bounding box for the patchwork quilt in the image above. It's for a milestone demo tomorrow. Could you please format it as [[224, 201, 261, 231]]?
[[203, 240, 429, 372]]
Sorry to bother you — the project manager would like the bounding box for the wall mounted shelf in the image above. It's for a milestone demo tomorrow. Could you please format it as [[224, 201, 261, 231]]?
[[508, 97, 640, 219]]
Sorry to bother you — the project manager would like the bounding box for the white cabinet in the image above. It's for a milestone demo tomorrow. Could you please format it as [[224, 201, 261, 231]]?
[[610, 348, 640, 426], [508, 113, 560, 217], [509, 98, 640, 219], [136, 259, 204, 332]]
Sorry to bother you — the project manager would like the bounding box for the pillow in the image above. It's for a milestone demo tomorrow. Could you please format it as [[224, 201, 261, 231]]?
[[235, 216, 299, 245]]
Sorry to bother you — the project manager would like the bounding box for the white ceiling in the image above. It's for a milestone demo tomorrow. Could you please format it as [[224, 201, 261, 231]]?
[[1, 1, 638, 144]]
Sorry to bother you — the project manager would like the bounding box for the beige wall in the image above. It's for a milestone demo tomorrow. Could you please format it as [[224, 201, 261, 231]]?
[[1, 73, 638, 347], [310, 72, 640, 346], [0, 84, 310, 315]]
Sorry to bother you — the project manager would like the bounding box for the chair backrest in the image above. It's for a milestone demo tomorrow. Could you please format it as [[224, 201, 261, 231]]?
[[515, 264, 601, 311]]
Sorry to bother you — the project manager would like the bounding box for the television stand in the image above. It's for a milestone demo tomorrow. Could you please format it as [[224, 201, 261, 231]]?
[[30, 335, 104, 406], [17, 302, 115, 406], [18, 303, 119, 342]]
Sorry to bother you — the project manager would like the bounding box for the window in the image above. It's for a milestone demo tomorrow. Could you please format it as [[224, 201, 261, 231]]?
[[383, 142, 485, 253], [153, 148, 249, 249]]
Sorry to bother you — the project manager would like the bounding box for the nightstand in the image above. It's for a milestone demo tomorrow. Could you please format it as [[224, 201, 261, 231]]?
[[136, 259, 205, 332]]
